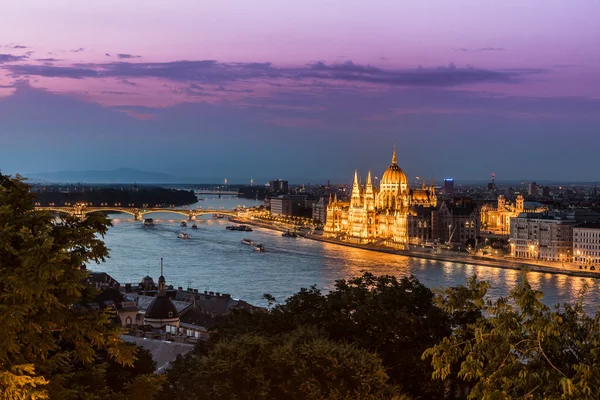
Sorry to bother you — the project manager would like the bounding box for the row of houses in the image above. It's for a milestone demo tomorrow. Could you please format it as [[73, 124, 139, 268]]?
[[509, 210, 600, 267]]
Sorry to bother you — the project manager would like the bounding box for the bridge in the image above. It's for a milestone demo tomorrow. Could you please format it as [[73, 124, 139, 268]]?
[[36, 204, 239, 221], [194, 190, 239, 195]]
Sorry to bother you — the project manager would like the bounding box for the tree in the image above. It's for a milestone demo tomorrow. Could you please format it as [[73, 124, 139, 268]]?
[[0, 173, 156, 399], [163, 327, 407, 399], [208, 273, 451, 398], [423, 275, 600, 399]]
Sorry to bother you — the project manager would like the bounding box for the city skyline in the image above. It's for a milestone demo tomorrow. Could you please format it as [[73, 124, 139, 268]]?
[[2, 0, 600, 181]]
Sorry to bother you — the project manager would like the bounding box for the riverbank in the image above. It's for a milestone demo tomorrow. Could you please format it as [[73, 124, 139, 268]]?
[[231, 216, 600, 279]]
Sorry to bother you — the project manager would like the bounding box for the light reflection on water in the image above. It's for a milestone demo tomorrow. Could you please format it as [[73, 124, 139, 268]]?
[[97, 197, 600, 313]]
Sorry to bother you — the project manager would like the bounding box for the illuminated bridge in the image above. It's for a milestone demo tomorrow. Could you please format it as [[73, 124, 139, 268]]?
[[35, 204, 239, 221]]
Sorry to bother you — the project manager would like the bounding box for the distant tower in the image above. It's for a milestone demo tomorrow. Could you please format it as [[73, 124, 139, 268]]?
[[250, 178, 254, 186], [516, 194, 524, 212], [224, 178, 228, 186], [488, 173, 496, 191]]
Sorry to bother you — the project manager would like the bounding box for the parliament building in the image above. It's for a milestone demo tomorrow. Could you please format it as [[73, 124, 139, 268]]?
[[324, 146, 437, 246]]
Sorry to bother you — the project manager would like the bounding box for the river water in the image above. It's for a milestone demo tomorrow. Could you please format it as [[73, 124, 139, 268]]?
[[97, 196, 600, 313]]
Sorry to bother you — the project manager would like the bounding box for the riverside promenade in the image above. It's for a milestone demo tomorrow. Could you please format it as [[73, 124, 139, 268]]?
[[231, 216, 600, 280]]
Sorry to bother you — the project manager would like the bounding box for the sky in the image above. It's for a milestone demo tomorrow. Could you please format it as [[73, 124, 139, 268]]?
[[1, 0, 599, 183]]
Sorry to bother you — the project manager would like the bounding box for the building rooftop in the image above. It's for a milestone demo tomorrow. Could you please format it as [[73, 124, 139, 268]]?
[[575, 222, 600, 229]]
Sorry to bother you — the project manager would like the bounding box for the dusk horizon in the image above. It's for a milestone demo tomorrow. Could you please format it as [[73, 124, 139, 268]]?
[[2, 0, 599, 182]]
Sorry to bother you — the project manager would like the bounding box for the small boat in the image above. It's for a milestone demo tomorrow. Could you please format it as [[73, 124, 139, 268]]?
[[241, 238, 254, 245], [254, 244, 265, 253], [226, 225, 236, 230], [239, 225, 253, 232], [180, 221, 187, 228], [191, 224, 198, 229], [177, 232, 190, 239], [143, 218, 154, 227], [282, 230, 297, 238]]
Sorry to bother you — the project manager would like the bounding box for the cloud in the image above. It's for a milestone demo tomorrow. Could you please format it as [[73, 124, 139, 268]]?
[[100, 91, 139, 95], [302, 61, 535, 86], [12, 45, 27, 49], [0, 54, 28, 63], [2, 59, 542, 87], [117, 53, 141, 59], [118, 79, 137, 86], [105, 53, 111, 57], [35, 58, 62, 62], [70, 48, 85, 53], [476, 47, 505, 52], [4, 64, 98, 78], [216, 85, 253, 93]]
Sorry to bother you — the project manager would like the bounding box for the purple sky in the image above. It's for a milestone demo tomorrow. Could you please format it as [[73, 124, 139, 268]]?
[[1, 0, 599, 183]]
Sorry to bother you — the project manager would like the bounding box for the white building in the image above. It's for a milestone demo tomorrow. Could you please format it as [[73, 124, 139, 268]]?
[[510, 212, 576, 262], [573, 223, 600, 268]]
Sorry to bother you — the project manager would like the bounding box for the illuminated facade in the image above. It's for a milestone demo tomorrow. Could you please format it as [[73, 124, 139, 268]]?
[[481, 195, 548, 235], [480, 195, 524, 235], [324, 147, 436, 246], [573, 223, 600, 267]]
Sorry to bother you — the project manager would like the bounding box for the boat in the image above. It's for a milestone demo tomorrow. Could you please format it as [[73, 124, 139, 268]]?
[[254, 244, 265, 253], [282, 230, 297, 238], [180, 221, 187, 228], [143, 218, 154, 227], [241, 238, 254, 245], [191, 224, 198, 229], [226, 225, 236, 230], [239, 225, 253, 232], [213, 214, 225, 219], [177, 232, 190, 239]]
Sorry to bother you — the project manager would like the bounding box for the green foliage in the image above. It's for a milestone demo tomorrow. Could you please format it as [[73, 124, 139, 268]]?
[[424, 274, 600, 399], [0, 173, 157, 399], [194, 273, 448, 398], [163, 327, 406, 399]]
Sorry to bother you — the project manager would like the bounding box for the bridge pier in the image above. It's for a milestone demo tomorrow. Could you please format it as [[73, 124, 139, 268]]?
[[189, 214, 196, 221], [133, 209, 142, 220]]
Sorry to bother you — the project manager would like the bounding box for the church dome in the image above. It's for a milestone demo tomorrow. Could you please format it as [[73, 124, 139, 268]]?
[[145, 295, 178, 320], [380, 146, 408, 186]]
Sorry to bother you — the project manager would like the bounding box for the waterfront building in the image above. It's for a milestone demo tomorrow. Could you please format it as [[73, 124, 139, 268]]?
[[408, 206, 433, 245], [509, 212, 576, 262], [312, 197, 328, 223], [573, 223, 600, 268], [480, 194, 548, 235], [324, 146, 436, 246], [433, 198, 479, 245], [271, 194, 315, 217]]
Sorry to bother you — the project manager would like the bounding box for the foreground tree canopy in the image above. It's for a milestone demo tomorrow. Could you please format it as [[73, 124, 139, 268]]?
[[424, 276, 600, 399], [167, 272, 600, 400], [163, 327, 406, 399], [0, 173, 160, 399]]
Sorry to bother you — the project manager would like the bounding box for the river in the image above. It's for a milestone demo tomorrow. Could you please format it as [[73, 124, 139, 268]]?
[[97, 196, 600, 313]]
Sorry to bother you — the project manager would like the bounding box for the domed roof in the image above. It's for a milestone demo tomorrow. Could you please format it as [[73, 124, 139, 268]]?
[[381, 146, 408, 186], [145, 295, 178, 320]]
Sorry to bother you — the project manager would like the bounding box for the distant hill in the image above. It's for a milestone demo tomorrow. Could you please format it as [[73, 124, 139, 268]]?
[[25, 168, 179, 184]]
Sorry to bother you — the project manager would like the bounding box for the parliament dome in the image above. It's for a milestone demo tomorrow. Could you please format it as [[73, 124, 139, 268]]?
[[380, 146, 408, 186]]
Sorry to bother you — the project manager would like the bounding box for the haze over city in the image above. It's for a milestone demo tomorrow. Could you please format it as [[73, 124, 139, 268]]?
[[1, 0, 599, 182]]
